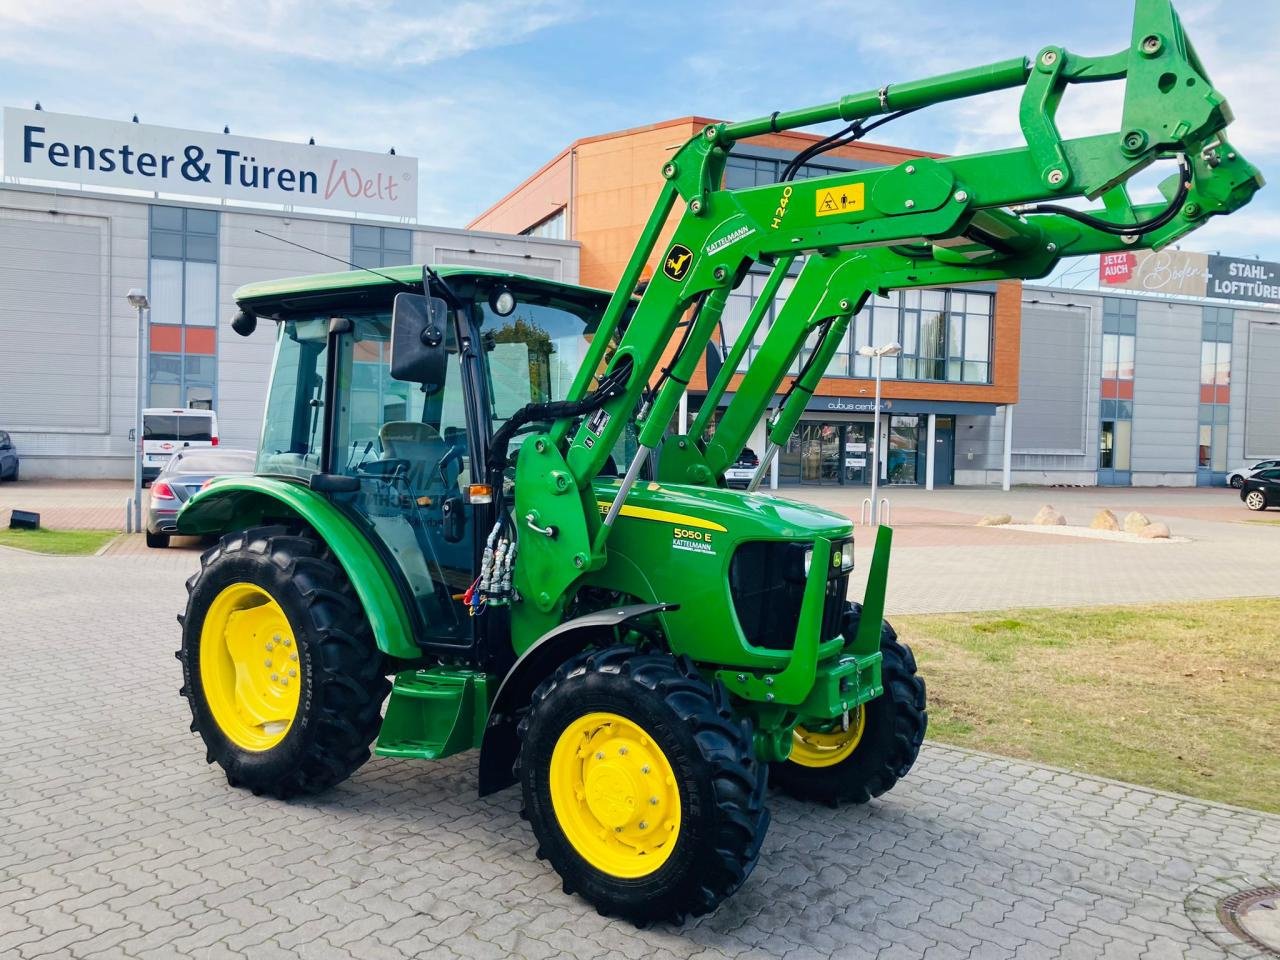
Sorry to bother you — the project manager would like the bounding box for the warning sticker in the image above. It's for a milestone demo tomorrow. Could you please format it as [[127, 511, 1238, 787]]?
[[815, 182, 865, 217]]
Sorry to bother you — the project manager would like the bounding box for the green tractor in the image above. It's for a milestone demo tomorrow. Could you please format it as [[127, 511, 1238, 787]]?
[[176, 0, 1258, 923]]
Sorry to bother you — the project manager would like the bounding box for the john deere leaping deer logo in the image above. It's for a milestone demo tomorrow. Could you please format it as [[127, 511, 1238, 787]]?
[[662, 243, 693, 282]]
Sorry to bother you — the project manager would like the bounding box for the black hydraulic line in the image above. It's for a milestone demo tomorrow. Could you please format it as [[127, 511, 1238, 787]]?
[[779, 108, 919, 183], [1017, 156, 1191, 237]]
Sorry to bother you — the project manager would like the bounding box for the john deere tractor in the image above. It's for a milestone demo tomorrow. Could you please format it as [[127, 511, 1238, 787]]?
[[176, 0, 1258, 923]]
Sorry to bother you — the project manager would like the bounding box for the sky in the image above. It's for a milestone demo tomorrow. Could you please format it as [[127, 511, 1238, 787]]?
[[1, 0, 1276, 272]]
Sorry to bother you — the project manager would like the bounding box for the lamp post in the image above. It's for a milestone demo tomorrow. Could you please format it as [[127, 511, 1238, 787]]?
[[857, 341, 901, 525], [127, 289, 149, 534]]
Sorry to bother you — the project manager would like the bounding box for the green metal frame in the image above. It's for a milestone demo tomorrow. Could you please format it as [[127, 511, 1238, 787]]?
[[511, 0, 1260, 640]]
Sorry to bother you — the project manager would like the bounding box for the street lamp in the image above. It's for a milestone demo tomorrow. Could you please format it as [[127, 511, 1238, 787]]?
[[127, 289, 149, 534], [857, 341, 901, 525]]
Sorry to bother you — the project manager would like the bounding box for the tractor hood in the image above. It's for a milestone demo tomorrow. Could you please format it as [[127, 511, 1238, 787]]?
[[592, 478, 852, 541]]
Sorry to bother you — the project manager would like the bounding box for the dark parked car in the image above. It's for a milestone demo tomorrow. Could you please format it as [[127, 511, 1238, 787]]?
[[0, 431, 18, 481], [146, 448, 256, 548], [1240, 467, 1280, 512]]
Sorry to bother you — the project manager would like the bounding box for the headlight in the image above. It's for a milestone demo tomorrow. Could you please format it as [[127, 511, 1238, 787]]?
[[839, 544, 854, 572]]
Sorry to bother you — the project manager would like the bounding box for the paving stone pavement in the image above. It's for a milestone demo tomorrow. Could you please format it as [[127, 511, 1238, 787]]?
[[3, 547, 1278, 959]]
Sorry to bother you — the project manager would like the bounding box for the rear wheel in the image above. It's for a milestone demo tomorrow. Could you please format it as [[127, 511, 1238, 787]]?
[[518, 646, 769, 923], [146, 530, 170, 549], [1230, 475, 1245, 489], [1245, 490, 1267, 511], [771, 611, 926, 805], [177, 525, 389, 798]]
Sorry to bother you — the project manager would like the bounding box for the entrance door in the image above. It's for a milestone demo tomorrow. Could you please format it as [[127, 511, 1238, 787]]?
[[933, 416, 955, 486], [843, 422, 872, 485], [1098, 419, 1132, 486]]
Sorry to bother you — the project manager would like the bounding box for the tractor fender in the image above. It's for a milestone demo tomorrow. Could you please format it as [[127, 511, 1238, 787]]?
[[477, 602, 677, 797], [176, 476, 419, 659]]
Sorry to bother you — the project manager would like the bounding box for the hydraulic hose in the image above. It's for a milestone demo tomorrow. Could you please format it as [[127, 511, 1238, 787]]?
[[1016, 156, 1191, 238]]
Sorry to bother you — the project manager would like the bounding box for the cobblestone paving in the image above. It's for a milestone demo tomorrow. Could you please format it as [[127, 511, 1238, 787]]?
[[2, 548, 1278, 959]]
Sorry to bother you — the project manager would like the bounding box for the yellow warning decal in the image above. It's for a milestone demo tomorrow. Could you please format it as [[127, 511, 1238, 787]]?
[[596, 501, 727, 532], [815, 182, 865, 217]]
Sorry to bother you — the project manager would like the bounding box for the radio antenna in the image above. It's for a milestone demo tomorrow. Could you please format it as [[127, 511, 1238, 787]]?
[[253, 229, 415, 290]]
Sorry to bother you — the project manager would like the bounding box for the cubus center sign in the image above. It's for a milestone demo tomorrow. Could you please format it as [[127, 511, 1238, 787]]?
[[2, 108, 417, 218], [1099, 248, 1280, 305]]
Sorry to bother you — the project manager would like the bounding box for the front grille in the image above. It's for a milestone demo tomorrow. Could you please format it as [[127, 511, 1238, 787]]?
[[729, 540, 851, 651]]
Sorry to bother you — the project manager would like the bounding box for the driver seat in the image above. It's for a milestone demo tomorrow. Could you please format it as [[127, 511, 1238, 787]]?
[[380, 421, 447, 495]]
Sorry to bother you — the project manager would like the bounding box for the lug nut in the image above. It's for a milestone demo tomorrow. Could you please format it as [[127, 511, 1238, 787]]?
[[264, 659, 273, 667], [271, 673, 278, 681], [595, 752, 605, 760], [638, 821, 648, 830], [289, 669, 296, 678], [281, 677, 289, 686], [641, 765, 650, 774], [265, 643, 274, 652], [290, 653, 298, 662], [649, 796, 659, 805], [618, 747, 628, 756]]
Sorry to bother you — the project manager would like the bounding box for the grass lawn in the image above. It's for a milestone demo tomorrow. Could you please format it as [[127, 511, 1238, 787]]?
[[0, 528, 118, 555], [896, 598, 1280, 814]]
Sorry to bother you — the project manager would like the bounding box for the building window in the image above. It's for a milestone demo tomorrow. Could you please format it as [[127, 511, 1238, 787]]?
[[520, 208, 566, 240], [1099, 297, 1137, 475], [724, 156, 853, 189], [1198, 306, 1233, 473], [148, 206, 218, 406], [351, 225, 413, 269], [722, 280, 994, 384]]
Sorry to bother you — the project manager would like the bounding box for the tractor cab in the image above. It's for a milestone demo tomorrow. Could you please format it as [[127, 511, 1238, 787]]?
[[233, 266, 641, 655]]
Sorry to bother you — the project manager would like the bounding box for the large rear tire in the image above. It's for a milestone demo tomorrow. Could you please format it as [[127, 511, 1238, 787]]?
[[518, 646, 769, 924], [177, 525, 390, 799], [771, 609, 926, 805]]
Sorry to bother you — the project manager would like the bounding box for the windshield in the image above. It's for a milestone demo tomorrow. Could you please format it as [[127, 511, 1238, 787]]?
[[171, 450, 256, 474], [145, 414, 213, 442], [477, 294, 610, 420]]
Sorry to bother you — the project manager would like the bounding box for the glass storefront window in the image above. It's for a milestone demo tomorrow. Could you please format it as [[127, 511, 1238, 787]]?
[[888, 416, 920, 485]]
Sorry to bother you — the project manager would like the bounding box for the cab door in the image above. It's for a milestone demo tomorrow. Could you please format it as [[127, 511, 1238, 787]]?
[[329, 310, 480, 651]]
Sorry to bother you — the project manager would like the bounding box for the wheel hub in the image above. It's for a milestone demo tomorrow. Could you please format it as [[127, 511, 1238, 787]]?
[[549, 712, 681, 878], [199, 583, 301, 751], [790, 705, 867, 768]]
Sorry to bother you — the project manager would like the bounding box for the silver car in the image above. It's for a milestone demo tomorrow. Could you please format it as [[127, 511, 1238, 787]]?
[[146, 448, 256, 548]]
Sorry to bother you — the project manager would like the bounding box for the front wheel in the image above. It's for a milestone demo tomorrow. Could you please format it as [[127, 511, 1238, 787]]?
[[177, 525, 390, 798], [771, 613, 927, 805], [1245, 490, 1268, 511], [518, 646, 769, 924]]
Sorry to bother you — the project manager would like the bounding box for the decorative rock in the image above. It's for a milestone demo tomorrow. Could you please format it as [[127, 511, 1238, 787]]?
[[978, 513, 1012, 526], [1032, 505, 1066, 526], [1090, 509, 1120, 531], [1123, 511, 1151, 534], [1139, 522, 1171, 539]]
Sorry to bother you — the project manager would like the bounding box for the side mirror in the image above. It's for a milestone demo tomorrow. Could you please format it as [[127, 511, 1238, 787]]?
[[390, 293, 450, 391]]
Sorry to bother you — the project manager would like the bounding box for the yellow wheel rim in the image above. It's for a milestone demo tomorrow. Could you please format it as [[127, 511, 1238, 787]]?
[[199, 583, 301, 752], [548, 711, 682, 878], [789, 706, 866, 769]]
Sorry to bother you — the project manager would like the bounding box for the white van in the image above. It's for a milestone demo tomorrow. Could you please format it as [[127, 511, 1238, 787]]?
[[142, 408, 220, 481]]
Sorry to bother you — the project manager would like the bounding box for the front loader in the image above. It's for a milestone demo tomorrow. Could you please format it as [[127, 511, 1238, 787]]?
[[175, 0, 1259, 924]]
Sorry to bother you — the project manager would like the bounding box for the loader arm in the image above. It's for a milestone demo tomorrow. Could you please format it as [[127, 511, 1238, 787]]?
[[509, 0, 1261, 629]]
